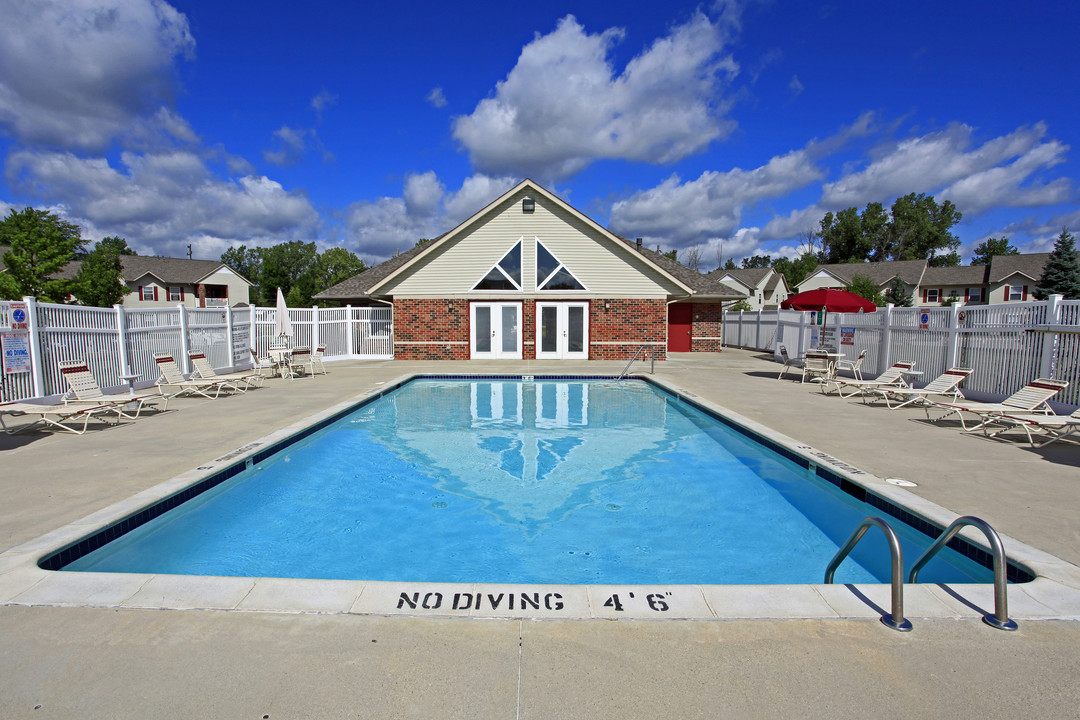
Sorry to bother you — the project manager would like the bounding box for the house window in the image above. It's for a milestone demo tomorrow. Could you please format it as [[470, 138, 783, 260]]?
[[140, 285, 158, 301], [168, 286, 184, 302], [925, 288, 939, 303], [966, 288, 983, 303], [1006, 285, 1026, 301], [473, 240, 522, 291], [536, 241, 585, 291]]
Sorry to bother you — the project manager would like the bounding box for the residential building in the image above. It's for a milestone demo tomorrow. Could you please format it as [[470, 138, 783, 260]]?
[[314, 179, 745, 360], [710, 267, 791, 309], [117, 256, 252, 308]]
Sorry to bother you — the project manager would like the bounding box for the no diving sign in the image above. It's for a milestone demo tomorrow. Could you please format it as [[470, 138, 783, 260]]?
[[919, 312, 930, 329], [9, 302, 28, 331]]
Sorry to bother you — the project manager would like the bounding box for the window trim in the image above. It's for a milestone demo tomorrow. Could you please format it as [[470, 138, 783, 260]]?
[[472, 239, 523, 292]]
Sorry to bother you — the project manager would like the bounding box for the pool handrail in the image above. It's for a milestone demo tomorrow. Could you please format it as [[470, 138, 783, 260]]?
[[908, 515, 1017, 631], [824, 516, 912, 632]]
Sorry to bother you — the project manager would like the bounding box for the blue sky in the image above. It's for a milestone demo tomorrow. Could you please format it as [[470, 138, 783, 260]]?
[[1, 0, 1077, 270]]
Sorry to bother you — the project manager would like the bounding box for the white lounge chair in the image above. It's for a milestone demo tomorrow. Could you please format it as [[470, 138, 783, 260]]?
[[823, 361, 915, 398], [153, 353, 236, 399], [0, 401, 116, 435], [250, 347, 276, 380], [835, 349, 867, 381], [310, 345, 327, 375], [925, 378, 1069, 432], [58, 360, 167, 418], [870, 367, 973, 409], [989, 407, 1080, 447], [189, 351, 262, 390]]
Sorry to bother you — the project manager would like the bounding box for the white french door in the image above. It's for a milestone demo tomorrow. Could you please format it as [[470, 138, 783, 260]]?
[[535, 302, 589, 360], [470, 302, 522, 359]]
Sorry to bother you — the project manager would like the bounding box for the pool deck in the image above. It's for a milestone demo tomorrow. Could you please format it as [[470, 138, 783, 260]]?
[[3, 350, 1080, 718]]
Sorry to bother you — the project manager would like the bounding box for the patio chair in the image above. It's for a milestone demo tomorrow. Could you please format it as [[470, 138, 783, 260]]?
[[776, 345, 803, 380], [189, 351, 262, 391], [988, 407, 1080, 448], [801, 349, 832, 384], [822, 361, 915, 398], [835, 349, 867, 381], [250, 347, 276, 380], [152, 353, 236, 399], [1, 401, 116, 435], [869, 367, 973, 409], [57, 360, 167, 418], [289, 346, 314, 378], [925, 377, 1069, 432], [310, 345, 327, 375]]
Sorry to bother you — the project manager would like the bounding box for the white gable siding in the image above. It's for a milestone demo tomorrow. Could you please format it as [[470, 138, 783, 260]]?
[[380, 188, 682, 297], [797, 270, 845, 292]]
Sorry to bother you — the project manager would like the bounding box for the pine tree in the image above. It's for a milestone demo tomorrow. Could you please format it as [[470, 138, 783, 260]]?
[[1033, 228, 1080, 300]]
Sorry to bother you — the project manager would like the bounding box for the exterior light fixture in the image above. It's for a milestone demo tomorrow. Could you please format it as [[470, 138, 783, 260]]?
[[522, 197, 535, 213], [604, 300, 610, 311]]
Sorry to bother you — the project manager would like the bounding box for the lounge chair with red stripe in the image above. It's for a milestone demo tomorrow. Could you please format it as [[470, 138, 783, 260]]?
[[925, 377, 1068, 432], [823, 361, 915, 398], [188, 351, 262, 390], [869, 367, 973, 409], [153, 353, 236, 399], [58, 360, 167, 419], [987, 406, 1080, 447], [1, 401, 116, 435]]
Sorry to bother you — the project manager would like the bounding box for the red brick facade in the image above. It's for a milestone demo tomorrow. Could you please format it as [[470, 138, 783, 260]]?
[[689, 303, 724, 353], [392, 297, 683, 361]]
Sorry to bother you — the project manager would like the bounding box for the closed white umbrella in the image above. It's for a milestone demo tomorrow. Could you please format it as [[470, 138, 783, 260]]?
[[274, 287, 293, 341]]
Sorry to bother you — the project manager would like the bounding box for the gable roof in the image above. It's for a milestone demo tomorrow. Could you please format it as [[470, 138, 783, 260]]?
[[708, 267, 772, 291], [921, 264, 989, 286], [987, 253, 1050, 284], [804, 259, 928, 288], [121, 256, 252, 285], [315, 179, 744, 302]]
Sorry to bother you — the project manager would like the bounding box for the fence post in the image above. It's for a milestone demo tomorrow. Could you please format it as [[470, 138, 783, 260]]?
[[225, 304, 235, 368], [881, 304, 895, 371], [115, 304, 132, 379], [23, 296, 46, 398], [946, 302, 962, 370], [311, 305, 320, 351], [755, 310, 763, 350], [346, 305, 355, 356], [250, 305, 258, 354], [1039, 295, 1063, 378], [178, 304, 191, 375]]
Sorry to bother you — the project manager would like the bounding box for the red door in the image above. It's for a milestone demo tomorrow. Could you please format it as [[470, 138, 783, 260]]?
[[668, 303, 692, 352]]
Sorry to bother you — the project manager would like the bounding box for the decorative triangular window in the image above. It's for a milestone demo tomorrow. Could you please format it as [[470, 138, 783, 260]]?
[[473, 240, 522, 291], [536, 241, 584, 291]]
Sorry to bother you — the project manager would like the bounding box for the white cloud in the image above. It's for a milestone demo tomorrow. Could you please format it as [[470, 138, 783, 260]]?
[[343, 173, 517, 262], [823, 122, 1070, 213], [263, 126, 334, 166], [311, 90, 338, 120], [788, 75, 804, 98], [609, 147, 823, 247], [426, 87, 447, 108], [0, 0, 195, 151], [6, 149, 319, 259], [452, 11, 739, 181]]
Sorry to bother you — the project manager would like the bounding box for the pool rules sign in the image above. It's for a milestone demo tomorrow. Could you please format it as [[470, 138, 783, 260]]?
[[3, 302, 31, 375]]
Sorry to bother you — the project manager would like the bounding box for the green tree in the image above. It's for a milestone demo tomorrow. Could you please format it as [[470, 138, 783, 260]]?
[[72, 237, 133, 307], [884, 276, 913, 307], [415, 238, 432, 247], [771, 251, 819, 290], [221, 245, 261, 283], [727, 299, 752, 311], [818, 193, 962, 266], [970, 237, 1019, 266], [661, 249, 678, 261], [0, 207, 85, 302], [1033, 228, 1080, 300], [311, 247, 366, 292], [256, 240, 318, 305], [741, 255, 772, 269], [887, 193, 962, 266], [846, 274, 885, 306], [722, 258, 737, 270]]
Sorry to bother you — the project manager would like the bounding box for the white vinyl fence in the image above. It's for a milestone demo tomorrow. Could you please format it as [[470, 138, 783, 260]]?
[[0, 298, 392, 403], [724, 295, 1080, 408]]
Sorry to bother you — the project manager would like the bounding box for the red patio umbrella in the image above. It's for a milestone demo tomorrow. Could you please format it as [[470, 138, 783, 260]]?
[[780, 288, 876, 347]]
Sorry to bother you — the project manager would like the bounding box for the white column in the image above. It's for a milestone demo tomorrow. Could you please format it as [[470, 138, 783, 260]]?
[[1039, 295, 1063, 379], [178, 304, 191, 375], [23, 296, 46, 398], [311, 305, 320, 351]]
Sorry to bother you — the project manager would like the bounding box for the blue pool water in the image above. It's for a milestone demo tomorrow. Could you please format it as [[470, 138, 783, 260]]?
[[65, 378, 994, 585]]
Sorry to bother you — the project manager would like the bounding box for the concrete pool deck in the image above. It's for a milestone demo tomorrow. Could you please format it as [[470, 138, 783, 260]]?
[[2, 349, 1080, 717]]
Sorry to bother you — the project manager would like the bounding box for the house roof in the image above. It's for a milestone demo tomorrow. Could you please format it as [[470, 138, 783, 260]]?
[[987, 253, 1050, 284], [708, 267, 772, 290], [921, 264, 989, 286], [804, 259, 928, 288], [315, 179, 744, 302], [34, 252, 252, 285]]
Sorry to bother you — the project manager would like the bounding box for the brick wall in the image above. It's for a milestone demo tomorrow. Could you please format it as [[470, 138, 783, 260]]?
[[689, 303, 724, 353], [590, 298, 667, 361], [393, 297, 671, 360]]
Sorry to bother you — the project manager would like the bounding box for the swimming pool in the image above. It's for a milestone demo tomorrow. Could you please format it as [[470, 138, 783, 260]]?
[[53, 377, 1002, 586]]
